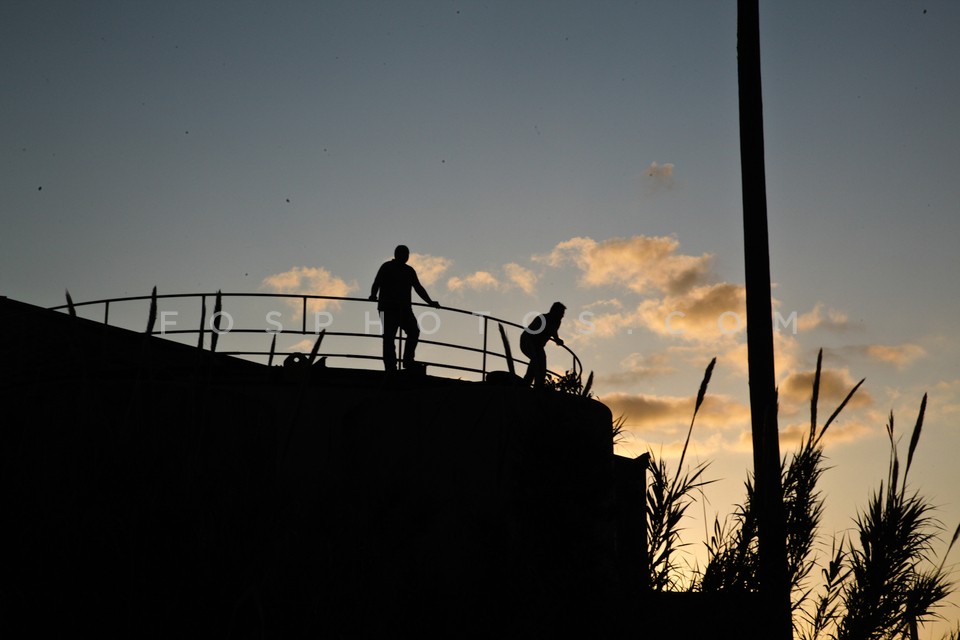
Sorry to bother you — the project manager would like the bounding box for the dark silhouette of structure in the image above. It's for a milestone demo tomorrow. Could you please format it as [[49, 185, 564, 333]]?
[[1, 295, 766, 638], [520, 302, 565, 388], [369, 245, 439, 371]]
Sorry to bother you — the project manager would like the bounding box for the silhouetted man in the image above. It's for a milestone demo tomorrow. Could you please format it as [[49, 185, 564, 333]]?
[[369, 245, 440, 371], [520, 302, 565, 388]]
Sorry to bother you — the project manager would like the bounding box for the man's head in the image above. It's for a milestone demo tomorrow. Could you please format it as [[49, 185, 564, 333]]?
[[550, 302, 566, 317], [394, 245, 410, 263]]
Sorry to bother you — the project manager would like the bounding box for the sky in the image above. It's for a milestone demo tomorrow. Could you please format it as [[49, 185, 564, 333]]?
[[3, 0, 959, 634]]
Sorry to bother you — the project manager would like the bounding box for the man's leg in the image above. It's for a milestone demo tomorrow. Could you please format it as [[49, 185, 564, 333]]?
[[520, 334, 544, 386], [399, 307, 421, 368], [520, 337, 535, 385], [530, 348, 547, 388], [520, 337, 536, 385], [382, 311, 400, 371]]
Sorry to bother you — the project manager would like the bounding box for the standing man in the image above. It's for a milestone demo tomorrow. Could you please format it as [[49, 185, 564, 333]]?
[[519, 302, 566, 388], [369, 245, 440, 371]]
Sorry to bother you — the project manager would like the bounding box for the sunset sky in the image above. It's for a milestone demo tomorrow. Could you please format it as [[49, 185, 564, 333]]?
[[3, 1, 959, 633]]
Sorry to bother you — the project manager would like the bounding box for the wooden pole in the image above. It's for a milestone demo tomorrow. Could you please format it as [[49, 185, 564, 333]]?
[[737, 1, 791, 637]]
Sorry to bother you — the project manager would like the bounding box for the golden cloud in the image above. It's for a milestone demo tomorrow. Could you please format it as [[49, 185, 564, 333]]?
[[720, 332, 804, 383], [636, 283, 747, 341], [778, 367, 872, 411], [865, 343, 926, 368], [447, 271, 500, 292], [261, 266, 357, 314], [601, 391, 750, 433], [447, 263, 541, 295], [610, 392, 753, 460], [778, 418, 873, 449], [287, 338, 317, 353], [535, 235, 713, 295], [576, 309, 634, 338], [572, 283, 746, 343], [503, 262, 538, 295], [598, 351, 677, 386], [408, 253, 453, 287], [797, 303, 851, 332], [933, 379, 960, 409]]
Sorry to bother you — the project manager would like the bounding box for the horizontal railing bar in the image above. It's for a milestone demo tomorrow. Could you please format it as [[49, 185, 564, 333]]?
[[50, 293, 527, 331], [220, 351, 561, 379], [152, 329, 521, 362]]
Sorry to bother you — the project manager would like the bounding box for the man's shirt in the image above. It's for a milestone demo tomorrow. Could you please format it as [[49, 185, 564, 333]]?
[[371, 259, 422, 311]]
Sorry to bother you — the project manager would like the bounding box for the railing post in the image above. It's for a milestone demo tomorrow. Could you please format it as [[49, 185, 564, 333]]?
[[301, 297, 307, 334], [103, 300, 110, 325], [482, 315, 489, 379], [397, 330, 403, 370], [198, 295, 206, 350]]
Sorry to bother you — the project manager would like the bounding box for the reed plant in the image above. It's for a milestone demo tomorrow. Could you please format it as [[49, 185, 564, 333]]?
[[690, 350, 958, 639], [645, 358, 716, 591], [834, 395, 959, 640], [545, 369, 594, 398], [146, 285, 158, 334], [65, 289, 77, 317], [942, 625, 960, 640]]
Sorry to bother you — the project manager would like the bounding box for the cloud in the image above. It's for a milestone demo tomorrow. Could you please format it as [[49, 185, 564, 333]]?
[[820, 342, 927, 373], [503, 262, 538, 295], [636, 283, 747, 341], [605, 390, 752, 459], [864, 343, 926, 368], [576, 308, 634, 338], [447, 271, 500, 292], [934, 379, 960, 417], [797, 303, 852, 332], [584, 298, 623, 311], [602, 391, 750, 433], [534, 235, 713, 295], [602, 392, 697, 432], [447, 263, 540, 295], [598, 350, 677, 385], [261, 266, 357, 313], [571, 282, 747, 343], [645, 162, 676, 190], [720, 332, 804, 383], [408, 253, 452, 287], [778, 418, 873, 449], [778, 367, 872, 413], [647, 161, 674, 179], [287, 338, 318, 353]]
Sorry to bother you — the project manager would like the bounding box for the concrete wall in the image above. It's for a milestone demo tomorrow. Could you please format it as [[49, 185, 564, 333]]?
[[2, 298, 618, 637]]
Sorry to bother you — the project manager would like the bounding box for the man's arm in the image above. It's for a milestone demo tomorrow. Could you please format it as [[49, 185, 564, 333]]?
[[550, 320, 564, 346], [412, 274, 439, 307], [369, 264, 383, 300]]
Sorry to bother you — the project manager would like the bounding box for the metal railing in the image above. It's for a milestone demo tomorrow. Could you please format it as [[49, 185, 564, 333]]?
[[50, 292, 583, 382]]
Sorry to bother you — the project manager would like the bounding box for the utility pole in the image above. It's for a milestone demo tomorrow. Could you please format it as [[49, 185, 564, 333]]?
[[737, 1, 791, 637]]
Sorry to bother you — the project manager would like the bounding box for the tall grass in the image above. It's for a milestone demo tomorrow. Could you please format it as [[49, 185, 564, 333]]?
[[835, 395, 958, 640], [65, 289, 77, 317], [645, 358, 716, 591], [545, 369, 595, 397], [687, 350, 958, 639], [145, 285, 158, 334]]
